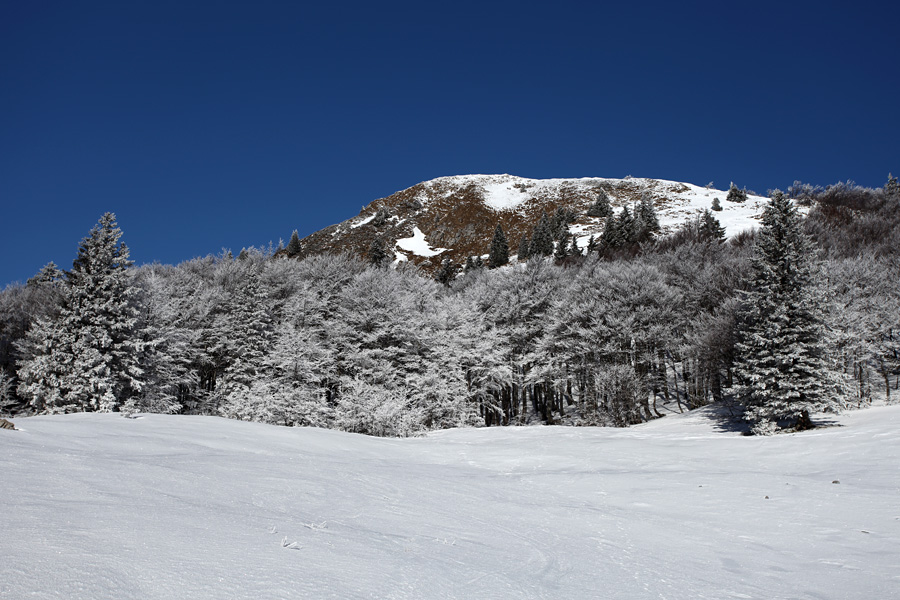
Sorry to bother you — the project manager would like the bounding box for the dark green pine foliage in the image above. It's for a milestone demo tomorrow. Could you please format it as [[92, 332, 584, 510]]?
[[17, 213, 141, 413], [554, 235, 568, 260], [636, 194, 660, 241], [488, 223, 509, 268], [435, 258, 458, 285], [286, 230, 303, 257], [732, 192, 843, 434], [26, 262, 64, 286], [711, 197, 723, 211], [884, 173, 899, 203], [726, 182, 748, 203], [529, 211, 554, 257], [464, 255, 485, 272], [569, 235, 581, 257], [699, 208, 726, 244], [587, 189, 613, 218], [551, 207, 576, 242], [586, 234, 598, 254], [600, 212, 622, 251], [517, 235, 530, 261], [616, 206, 636, 244], [368, 238, 389, 268]]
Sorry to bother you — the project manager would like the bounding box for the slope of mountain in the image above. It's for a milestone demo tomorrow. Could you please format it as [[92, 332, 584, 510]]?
[[297, 174, 771, 269]]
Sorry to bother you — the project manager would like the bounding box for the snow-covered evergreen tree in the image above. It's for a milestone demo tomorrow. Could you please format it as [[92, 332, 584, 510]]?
[[17, 213, 141, 413], [726, 183, 748, 203], [528, 212, 554, 257], [699, 209, 726, 244], [286, 230, 303, 257], [488, 223, 509, 268], [732, 192, 844, 434], [636, 194, 661, 241], [617, 206, 636, 245], [517, 235, 530, 261], [599, 211, 621, 251], [586, 189, 613, 218]]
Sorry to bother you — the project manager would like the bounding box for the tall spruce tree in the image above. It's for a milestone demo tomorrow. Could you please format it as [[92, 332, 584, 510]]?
[[599, 212, 621, 251], [529, 211, 554, 257], [517, 235, 530, 261], [636, 194, 661, 241], [587, 189, 613, 218], [732, 192, 843, 434], [699, 208, 726, 244], [616, 206, 636, 245], [488, 223, 509, 268], [17, 213, 141, 413], [286, 230, 303, 257]]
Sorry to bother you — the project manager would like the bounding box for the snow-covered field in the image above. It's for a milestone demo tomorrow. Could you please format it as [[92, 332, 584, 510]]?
[[2, 407, 898, 599]]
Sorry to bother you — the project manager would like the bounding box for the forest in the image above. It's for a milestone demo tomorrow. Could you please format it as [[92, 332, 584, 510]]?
[[1, 177, 898, 436]]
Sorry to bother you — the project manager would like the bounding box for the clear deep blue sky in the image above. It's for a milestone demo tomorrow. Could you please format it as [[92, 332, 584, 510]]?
[[2, 1, 897, 286]]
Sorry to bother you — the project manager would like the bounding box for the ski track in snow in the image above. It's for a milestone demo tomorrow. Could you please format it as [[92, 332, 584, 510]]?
[[2, 407, 899, 599]]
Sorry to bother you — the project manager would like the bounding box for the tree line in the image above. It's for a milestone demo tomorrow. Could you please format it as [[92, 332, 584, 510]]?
[[1, 176, 898, 435]]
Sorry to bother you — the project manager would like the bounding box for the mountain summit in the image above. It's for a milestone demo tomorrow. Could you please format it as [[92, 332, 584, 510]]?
[[297, 174, 768, 269]]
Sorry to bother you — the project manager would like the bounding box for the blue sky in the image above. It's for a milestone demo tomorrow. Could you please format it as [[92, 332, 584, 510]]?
[[2, 1, 897, 286]]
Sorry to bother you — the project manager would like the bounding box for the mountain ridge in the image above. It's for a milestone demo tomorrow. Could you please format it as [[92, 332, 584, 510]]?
[[296, 174, 770, 270]]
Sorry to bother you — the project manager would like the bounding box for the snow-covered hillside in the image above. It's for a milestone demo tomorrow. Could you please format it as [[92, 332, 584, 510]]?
[[2, 407, 898, 599], [298, 174, 778, 271], [414, 174, 771, 236]]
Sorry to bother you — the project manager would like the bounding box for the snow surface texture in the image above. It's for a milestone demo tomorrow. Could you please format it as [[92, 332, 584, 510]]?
[[3, 408, 899, 599]]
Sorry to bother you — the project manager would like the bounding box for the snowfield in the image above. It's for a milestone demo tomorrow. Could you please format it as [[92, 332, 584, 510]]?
[[2, 407, 899, 599], [395, 226, 448, 258]]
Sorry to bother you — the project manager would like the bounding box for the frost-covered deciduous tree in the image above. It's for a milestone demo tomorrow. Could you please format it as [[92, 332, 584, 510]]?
[[217, 270, 275, 420], [17, 213, 141, 413], [732, 192, 844, 434], [125, 265, 197, 414]]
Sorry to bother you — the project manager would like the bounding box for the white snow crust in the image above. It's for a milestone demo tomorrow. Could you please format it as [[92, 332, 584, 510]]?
[[2, 407, 899, 599], [481, 180, 529, 211], [395, 226, 447, 257]]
